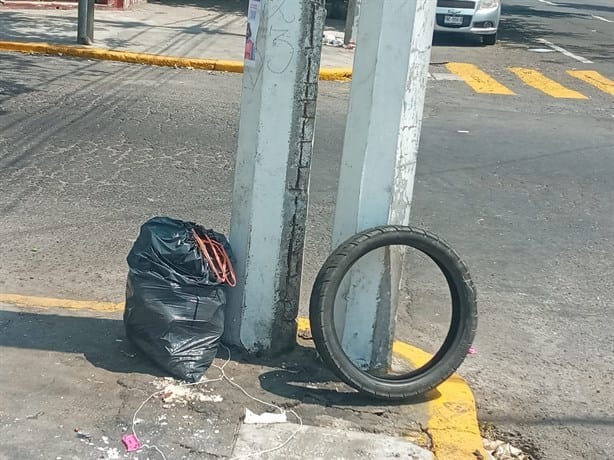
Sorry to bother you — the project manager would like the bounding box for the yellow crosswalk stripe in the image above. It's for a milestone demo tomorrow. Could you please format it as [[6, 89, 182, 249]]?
[[567, 70, 614, 96], [446, 62, 515, 95], [509, 68, 588, 99]]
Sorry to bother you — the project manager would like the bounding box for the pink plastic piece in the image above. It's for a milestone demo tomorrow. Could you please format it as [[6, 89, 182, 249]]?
[[468, 346, 477, 355], [122, 433, 142, 452]]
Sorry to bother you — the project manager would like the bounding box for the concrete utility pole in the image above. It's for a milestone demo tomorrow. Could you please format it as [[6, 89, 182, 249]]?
[[77, 0, 95, 45], [332, 0, 437, 369], [225, 0, 326, 353], [343, 0, 360, 46]]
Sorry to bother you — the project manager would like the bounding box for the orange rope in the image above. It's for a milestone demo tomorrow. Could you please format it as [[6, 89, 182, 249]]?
[[191, 229, 237, 287]]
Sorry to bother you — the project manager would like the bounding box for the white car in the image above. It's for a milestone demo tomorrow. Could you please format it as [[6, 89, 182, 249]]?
[[434, 0, 501, 45]]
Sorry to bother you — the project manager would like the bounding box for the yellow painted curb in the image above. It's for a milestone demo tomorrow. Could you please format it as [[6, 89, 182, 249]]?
[[0, 41, 352, 81], [0, 296, 484, 459], [0, 293, 124, 312], [298, 318, 485, 460], [319, 67, 353, 82]]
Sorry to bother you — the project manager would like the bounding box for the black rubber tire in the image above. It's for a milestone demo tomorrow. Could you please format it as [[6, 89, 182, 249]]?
[[483, 33, 497, 45], [309, 225, 477, 400]]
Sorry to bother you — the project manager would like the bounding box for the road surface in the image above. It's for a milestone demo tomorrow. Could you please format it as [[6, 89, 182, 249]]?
[[1, 1, 613, 458]]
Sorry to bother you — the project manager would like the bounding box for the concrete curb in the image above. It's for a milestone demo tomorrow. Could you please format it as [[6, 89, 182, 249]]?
[[0, 41, 353, 81], [297, 318, 486, 460], [0, 293, 486, 460]]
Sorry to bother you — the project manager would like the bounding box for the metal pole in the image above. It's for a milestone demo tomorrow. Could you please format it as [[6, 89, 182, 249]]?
[[225, 0, 326, 353], [77, 0, 95, 45]]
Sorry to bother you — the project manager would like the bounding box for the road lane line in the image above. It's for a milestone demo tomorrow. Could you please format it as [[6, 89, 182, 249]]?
[[592, 15, 613, 23], [536, 38, 593, 64], [446, 62, 515, 95], [509, 68, 588, 99], [567, 70, 614, 95]]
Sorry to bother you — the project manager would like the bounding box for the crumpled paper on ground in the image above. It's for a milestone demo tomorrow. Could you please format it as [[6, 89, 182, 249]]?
[[244, 408, 287, 424]]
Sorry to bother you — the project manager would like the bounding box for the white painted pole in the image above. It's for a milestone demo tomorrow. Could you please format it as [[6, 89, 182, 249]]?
[[225, 0, 326, 353], [332, 0, 437, 369]]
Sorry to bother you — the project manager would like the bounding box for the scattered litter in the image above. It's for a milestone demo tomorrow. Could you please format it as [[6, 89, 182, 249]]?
[[483, 438, 530, 460], [457, 130, 470, 134], [122, 433, 142, 452], [244, 408, 288, 424], [101, 436, 109, 445], [74, 428, 91, 440], [468, 346, 478, 355], [153, 381, 224, 404], [102, 447, 120, 459]]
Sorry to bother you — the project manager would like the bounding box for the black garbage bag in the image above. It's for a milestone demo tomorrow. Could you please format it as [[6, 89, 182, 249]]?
[[124, 216, 234, 382]]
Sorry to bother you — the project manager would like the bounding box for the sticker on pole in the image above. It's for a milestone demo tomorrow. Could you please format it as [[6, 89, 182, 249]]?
[[245, 0, 261, 66]]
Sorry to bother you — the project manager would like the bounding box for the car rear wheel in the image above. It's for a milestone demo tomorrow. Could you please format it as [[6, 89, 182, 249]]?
[[483, 33, 497, 45]]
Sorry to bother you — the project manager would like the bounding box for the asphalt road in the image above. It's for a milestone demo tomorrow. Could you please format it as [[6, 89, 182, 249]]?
[[1, 2, 613, 459]]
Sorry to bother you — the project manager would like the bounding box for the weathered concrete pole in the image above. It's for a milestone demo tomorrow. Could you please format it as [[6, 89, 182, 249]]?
[[225, 0, 326, 353], [332, 0, 437, 369]]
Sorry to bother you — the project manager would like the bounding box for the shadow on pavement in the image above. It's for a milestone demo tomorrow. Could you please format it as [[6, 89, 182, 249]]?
[[552, 1, 614, 13], [0, 11, 77, 44], [0, 308, 439, 408], [147, 0, 248, 14], [0, 309, 165, 376], [0, 54, 39, 116], [498, 5, 612, 61], [432, 31, 485, 47]]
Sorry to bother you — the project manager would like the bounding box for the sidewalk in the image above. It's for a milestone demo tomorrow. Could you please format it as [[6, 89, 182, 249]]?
[[0, 300, 437, 460], [0, 0, 355, 69], [0, 295, 487, 460]]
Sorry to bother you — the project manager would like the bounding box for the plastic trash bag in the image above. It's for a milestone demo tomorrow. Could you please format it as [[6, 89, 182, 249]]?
[[124, 216, 234, 382]]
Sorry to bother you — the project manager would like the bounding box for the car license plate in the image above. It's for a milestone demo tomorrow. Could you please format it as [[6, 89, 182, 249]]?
[[444, 15, 464, 25]]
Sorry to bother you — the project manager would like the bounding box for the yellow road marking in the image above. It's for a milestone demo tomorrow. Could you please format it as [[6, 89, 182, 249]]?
[[0, 294, 123, 312], [446, 62, 515, 95], [299, 318, 486, 460], [510, 67, 588, 99], [567, 70, 614, 96]]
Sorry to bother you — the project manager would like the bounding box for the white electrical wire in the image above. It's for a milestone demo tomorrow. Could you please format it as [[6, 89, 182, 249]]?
[[216, 344, 303, 460], [130, 390, 168, 460], [129, 344, 302, 460]]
